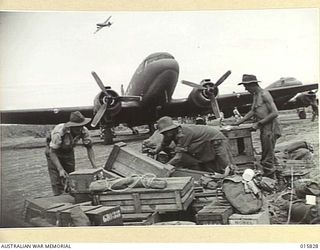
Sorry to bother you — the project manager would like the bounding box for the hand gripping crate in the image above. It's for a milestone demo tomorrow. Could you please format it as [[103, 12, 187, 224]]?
[[104, 142, 174, 177], [92, 177, 195, 214]]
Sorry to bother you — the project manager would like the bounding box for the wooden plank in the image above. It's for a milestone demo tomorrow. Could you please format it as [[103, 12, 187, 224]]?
[[103, 169, 123, 178], [104, 143, 123, 170], [97, 197, 182, 206], [99, 186, 194, 207], [244, 137, 254, 156], [171, 168, 210, 182], [221, 128, 252, 139], [132, 193, 142, 213], [115, 150, 169, 177], [182, 188, 195, 210], [107, 145, 174, 177], [106, 203, 193, 214], [228, 139, 239, 156]]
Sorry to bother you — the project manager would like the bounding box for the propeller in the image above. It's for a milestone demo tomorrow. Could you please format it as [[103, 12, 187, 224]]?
[[91, 71, 141, 127], [181, 70, 232, 119]]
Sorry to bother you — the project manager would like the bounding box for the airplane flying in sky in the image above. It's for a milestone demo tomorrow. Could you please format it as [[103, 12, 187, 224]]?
[[0, 52, 318, 144], [94, 16, 113, 34]]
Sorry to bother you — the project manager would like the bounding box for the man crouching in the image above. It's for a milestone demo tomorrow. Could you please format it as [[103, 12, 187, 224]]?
[[150, 116, 235, 177]]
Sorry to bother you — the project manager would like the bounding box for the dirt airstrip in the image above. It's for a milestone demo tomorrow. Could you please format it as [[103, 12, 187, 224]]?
[[0, 110, 319, 227]]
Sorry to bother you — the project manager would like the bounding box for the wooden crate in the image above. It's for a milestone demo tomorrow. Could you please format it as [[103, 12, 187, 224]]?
[[93, 177, 195, 214], [45, 203, 78, 225], [122, 212, 160, 226], [220, 125, 255, 165], [24, 194, 75, 223], [171, 168, 211, 182], [86, 206, 123, 226], [191, 191, 221, 213], [104, 142, 175, 177], [69, 168, 104, 193], [196, 205, 234, 225], [228, 209, 270, 225], [59, 205, 123, 226], [74, 193, 92, 204], [59, 205, 100, 226]]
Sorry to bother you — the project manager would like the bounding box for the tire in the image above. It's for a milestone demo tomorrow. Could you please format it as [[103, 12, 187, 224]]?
[[298, 110, 307, 119], [103, 128, 114, 145]]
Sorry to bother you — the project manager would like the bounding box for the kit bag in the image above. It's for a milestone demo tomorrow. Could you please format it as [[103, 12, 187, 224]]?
[[222, 175, 263, 214]]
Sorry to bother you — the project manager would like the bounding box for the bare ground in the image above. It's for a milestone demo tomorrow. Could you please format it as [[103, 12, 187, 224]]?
[[0, 110, 318, 227]]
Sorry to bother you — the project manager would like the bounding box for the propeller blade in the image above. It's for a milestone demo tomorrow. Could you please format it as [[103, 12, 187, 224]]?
[[118, 96, 142, 102], [91, 103, 108, 128], [210, 95, 221, 119], [215, 70, 232, 87], [91, 71, 109, 95], [181, 80, 206, 90]]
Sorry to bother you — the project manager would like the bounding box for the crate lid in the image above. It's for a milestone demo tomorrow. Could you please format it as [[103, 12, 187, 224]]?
[[70, 168, 103, 175]]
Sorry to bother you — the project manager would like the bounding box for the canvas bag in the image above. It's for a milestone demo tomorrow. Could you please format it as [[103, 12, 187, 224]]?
[[222, 175, 263, 214]]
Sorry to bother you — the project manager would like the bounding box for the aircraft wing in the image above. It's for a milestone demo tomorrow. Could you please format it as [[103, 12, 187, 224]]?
[[103, 16, 112, 24], [160, 83, 318, 118], [0, 106, 94, 125], [94, 26, 103, 34], [1, 83, 317, 126]]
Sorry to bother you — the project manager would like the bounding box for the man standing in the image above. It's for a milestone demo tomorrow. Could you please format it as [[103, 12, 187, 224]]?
[[45, 111, 97, 195], [234, 74, 281, 177], [151, 116, 235, 176]]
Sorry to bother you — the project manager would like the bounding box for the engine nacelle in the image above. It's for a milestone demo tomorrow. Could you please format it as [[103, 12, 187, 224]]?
[[93, 89, 122, 117], [187, 79, 219, 108]]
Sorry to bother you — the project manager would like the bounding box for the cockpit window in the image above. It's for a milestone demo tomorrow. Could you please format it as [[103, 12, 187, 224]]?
[[143, 53, 174, 67]]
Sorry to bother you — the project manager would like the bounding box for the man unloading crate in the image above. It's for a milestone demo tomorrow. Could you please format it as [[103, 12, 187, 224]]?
[[234, 74, 282, 178], [150, 116, 235, 177], [45, 111, 97, 196]]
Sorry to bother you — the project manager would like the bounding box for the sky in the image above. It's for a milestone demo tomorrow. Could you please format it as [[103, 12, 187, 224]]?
[[0, 9, 319, 110]]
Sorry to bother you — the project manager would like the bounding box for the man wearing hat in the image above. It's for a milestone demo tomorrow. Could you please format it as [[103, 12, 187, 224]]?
[[234, 74, 281, 178], [150, 116, 235, 176], [45, 111, 97, 195]]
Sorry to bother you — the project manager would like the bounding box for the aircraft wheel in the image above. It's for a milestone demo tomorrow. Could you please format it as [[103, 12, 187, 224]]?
[[103, 127, 114, 145], [298, 110, 307, 119]]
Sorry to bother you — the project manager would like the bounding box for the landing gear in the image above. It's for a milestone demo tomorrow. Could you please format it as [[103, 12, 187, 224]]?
[[100, 126, 115, 145], [297, 108, 307, 119]]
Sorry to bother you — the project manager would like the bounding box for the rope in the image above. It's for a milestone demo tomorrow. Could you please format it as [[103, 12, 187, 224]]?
[[107, 173, 157, 193], [286, 164, 294, 224]]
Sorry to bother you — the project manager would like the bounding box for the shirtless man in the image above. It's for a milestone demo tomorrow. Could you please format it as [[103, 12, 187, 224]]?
[[234, 74, 281, 178]]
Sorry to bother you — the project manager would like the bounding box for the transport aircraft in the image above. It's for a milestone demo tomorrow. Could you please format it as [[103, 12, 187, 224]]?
[[94, 16, 113, 34], [0, 52, 318, 144]]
